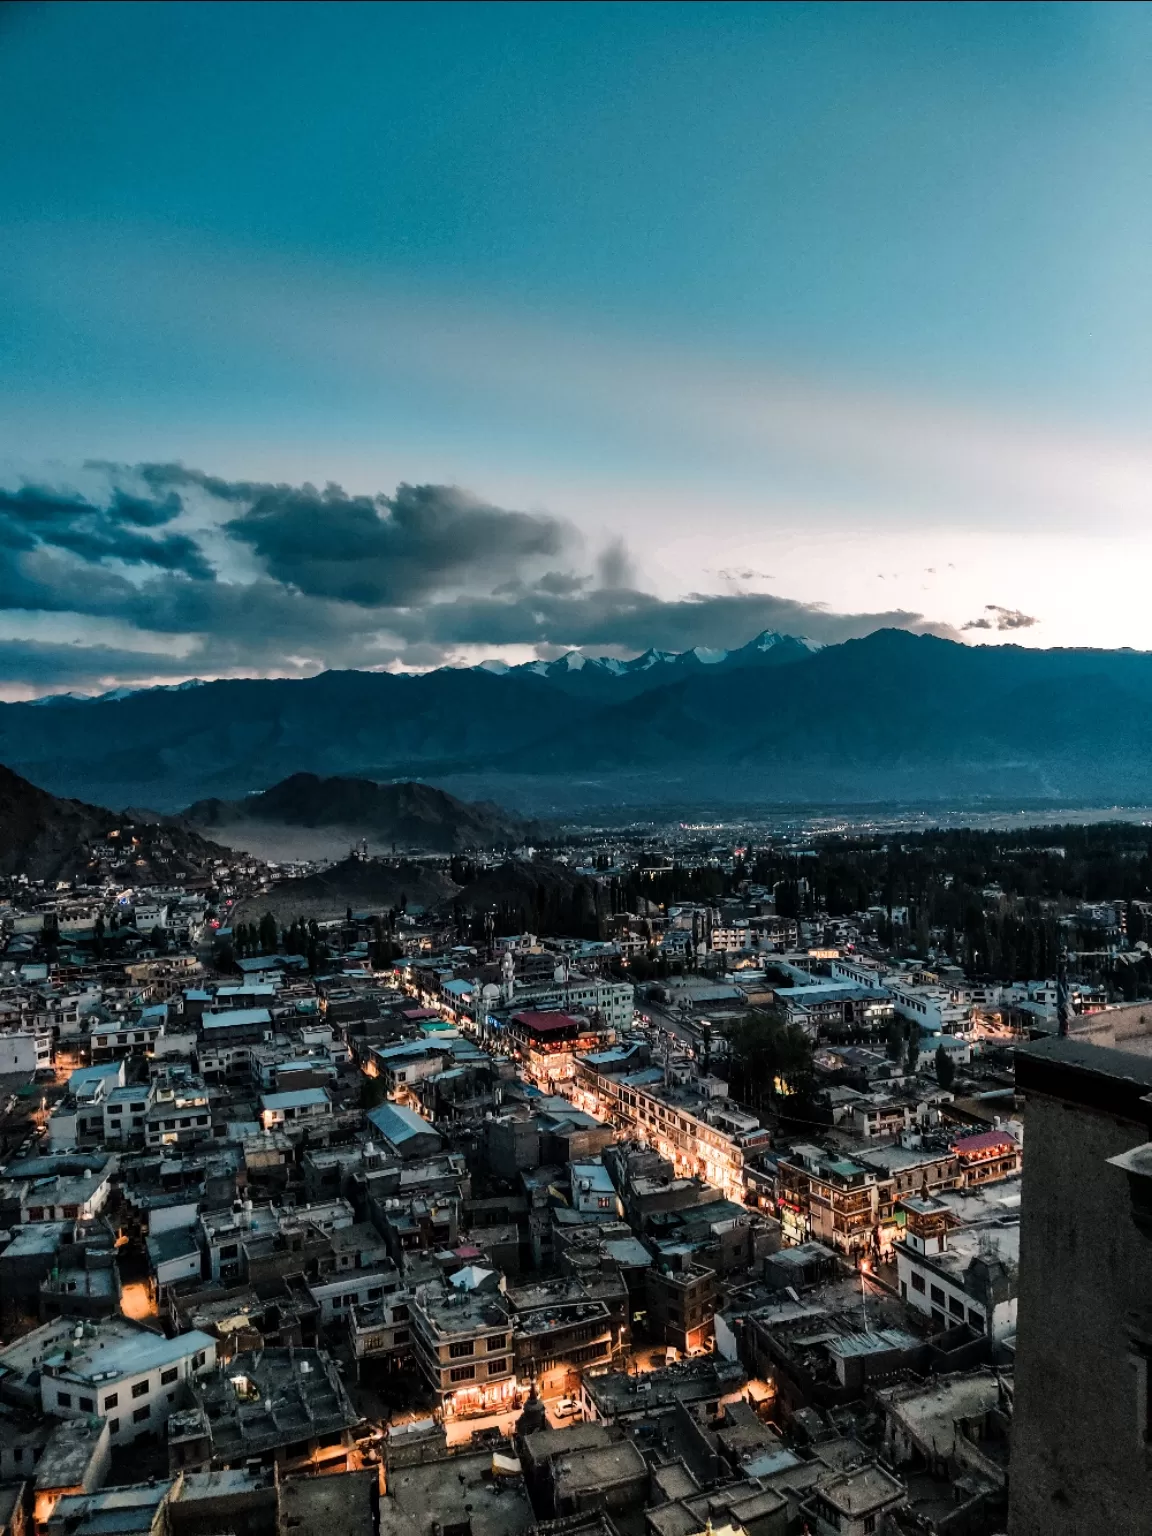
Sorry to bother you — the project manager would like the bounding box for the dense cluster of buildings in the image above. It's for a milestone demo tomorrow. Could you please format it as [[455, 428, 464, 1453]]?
[[0, 842, 1147, 1536]]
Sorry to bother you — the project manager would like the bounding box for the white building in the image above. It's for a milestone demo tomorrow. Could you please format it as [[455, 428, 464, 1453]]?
[[894, 1194, 1019, 1340], [0, 1024, 51, 1074], [38, 1319, 216, 1444], [259, 1086, 332, 1129]]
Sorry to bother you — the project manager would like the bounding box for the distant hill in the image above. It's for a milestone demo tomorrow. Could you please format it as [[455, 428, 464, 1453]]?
[[10, 628, 1152, 814], [0, 763, 229, 883], [230, 854, 460, 925], [184, 773, 546, 858]]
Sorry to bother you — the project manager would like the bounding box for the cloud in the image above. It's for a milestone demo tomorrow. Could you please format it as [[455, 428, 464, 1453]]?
[[0, 461, 962, 692], [595, 538, 638, 592], [715, 567, 773, 583], [0, 482, 213, 578], [139, 470, 570, 607], [963, 604, 1039, 632], [390, 586, 959, 652]]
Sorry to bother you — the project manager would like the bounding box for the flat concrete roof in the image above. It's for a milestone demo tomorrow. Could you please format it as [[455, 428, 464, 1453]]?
[[380, 1451, 533, 1536]]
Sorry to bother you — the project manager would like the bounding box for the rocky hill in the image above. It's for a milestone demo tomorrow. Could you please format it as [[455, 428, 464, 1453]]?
[[229, 855, 460, 925], [0, 763, 229, 883], [184, 773, 545, 859]]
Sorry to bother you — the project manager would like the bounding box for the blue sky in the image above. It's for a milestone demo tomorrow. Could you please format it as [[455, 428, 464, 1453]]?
[[1, 1, 1150, 693]]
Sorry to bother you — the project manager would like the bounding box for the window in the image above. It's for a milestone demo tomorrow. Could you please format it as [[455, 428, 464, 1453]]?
[[220, 1243, 239, 1259], [108, 1104, 123, 1115], [160, 1367, 178, 1385], [393, 1329, 409, 1345], [449, 1365, 475, 1382], [131, 1380, 149, 1399], [104, 1393, 119, 1410], [133, 1406, 150, 1424], [486, 1359, 507, 1376], [910, 1272, 925, 1293], [486, 1334, 508, 1351], [78, 1396, 93, 1412], [392, 1304, 409, 1322], [449, 1341, 474, 1359], [192, 1351, 206, 1369], [57, 1391, 72, 1408], [949, 1295, 964, 1318], [367, 1287, 383, 1302], [930, 1285, 945, 1306], [131, 1102, 146, 1112], [108, 1419, 119, 1435], [61, 1205, 79, 1219]]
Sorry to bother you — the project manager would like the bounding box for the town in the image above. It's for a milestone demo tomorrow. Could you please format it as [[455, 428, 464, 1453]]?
[[0, 818, 1146, 1536]]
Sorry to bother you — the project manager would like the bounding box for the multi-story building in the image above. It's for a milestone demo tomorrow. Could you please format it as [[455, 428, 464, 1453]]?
[[950, 1127, 1022, 1185], [101, 1084, 153, 1147], [347, 1293, 413, 1364], [1009, 1033, 1152, 1533], [259, 1087, 331, 1130], [0, 1024, 51, 1074], [572, 1052, 768, 1203], [408, 1282, 518, 1419], [495, 976, 634, 1034], [776, 1145, 878, 1256], [144, 1072, 213, 1149], [36, 1318, 216, 1445], [200, 1198, 354, 1284], [506, 1274, 627, 1393], [893, 1195, 1018, 1339], [505, 1010, 616, 1088], [644, 1254, 716, 1353], [89, 1015, 165, 1062]]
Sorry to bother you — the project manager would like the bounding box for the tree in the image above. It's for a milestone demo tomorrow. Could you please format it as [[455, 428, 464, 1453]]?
[[360, 1072, 388, 1110], [213, 940, 238, 974], [935, 1044, 956, 1091], [905, 1033, 921, 1076], [258, 912, 278, 954], [885, 1018, 905, 1062], [722, 1010, 814, 1111]]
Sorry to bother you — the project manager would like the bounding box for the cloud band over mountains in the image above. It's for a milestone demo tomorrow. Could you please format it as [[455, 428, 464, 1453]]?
[[0, 463, 958, 693]]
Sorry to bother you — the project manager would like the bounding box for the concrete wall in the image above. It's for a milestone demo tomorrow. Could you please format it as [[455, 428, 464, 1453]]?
[[1009, 1069, 1152, 1533]]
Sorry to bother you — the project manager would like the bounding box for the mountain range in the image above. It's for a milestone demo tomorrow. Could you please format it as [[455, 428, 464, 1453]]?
[[8, 627, 1152, 815]]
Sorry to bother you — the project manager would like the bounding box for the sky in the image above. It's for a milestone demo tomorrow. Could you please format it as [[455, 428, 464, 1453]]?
[[1, 0, 1152, 696]]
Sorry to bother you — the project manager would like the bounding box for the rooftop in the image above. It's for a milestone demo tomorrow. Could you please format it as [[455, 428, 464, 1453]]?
[[380, 1450, 533, 1536], [44, 1322, 215, 1386], [188, 1348, 360, 1459]]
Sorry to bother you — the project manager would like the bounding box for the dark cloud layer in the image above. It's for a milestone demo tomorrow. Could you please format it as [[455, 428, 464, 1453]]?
[[0, 462, 964, 691], [220, 479, 569, 606], [0, 483, 212, 578]]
